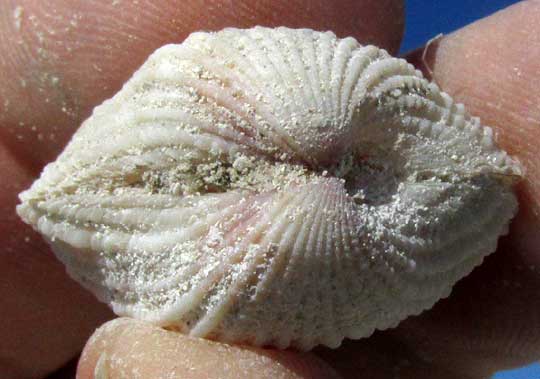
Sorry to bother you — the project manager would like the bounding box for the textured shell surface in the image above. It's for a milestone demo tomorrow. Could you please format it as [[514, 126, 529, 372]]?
[[17, 26, 521, 350]]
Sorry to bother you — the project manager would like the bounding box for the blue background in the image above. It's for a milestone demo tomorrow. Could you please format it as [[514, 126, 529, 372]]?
[[401, 0, 521, 52], [401, 1, 540, 378]]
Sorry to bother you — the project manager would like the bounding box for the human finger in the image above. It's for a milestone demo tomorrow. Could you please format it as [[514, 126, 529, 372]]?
[[384, 1, 540, 376], [0, 1, 405, 377], [314, 3, 540, 378], [76, 318, 341, 379]]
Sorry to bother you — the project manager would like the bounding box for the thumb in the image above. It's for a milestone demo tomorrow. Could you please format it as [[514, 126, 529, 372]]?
[[77, 318, 341, 379]]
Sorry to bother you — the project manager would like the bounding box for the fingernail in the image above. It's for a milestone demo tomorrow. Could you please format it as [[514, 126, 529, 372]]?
[[94, 352, 109, 379]]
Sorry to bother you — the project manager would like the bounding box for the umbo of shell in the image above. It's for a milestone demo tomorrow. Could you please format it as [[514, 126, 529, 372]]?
[[17, 26, 521, 350]]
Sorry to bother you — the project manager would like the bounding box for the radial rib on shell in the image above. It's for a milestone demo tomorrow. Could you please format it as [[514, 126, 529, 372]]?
[[17, 26, 521, 350]]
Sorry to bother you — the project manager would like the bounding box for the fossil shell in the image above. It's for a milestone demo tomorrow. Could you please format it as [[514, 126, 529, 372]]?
[[17, 26, 520, 350]]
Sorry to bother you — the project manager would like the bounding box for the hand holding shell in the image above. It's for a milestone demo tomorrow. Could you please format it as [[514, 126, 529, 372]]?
[[17, 26, 520, 350]]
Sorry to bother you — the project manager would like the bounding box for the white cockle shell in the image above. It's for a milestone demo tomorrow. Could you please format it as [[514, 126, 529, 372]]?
[[17, 26, 521, 350]]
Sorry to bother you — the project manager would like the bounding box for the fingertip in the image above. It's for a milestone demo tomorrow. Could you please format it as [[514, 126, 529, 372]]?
[[393, 2, 540, 372], [77, 318, 341, 379], [76, 318, 133, 379]]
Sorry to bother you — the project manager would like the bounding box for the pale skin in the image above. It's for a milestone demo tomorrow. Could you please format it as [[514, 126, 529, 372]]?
[[0, 0, 538, 378]]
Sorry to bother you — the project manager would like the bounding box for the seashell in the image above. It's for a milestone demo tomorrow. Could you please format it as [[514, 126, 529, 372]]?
[[17, 26, 521, 350]]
